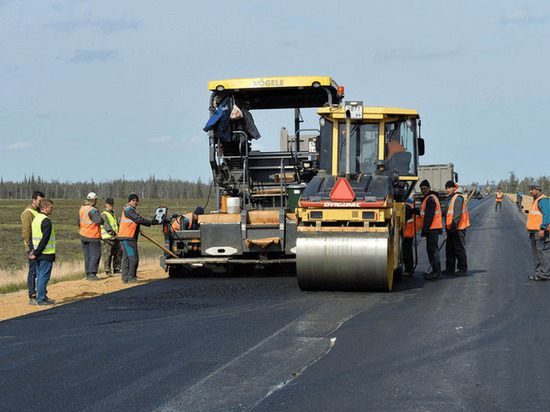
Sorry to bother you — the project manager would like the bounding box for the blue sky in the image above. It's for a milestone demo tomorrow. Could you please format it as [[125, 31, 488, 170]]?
[[1, 0, 549, 186]]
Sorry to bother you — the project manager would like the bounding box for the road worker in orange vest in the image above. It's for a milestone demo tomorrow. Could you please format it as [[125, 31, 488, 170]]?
[[443, 181, 470, 276], [78, 192, 104, 281], [419, 180, 443, 280], [495, 188, 504, 212], [526, 180, 550, 281], [403, 198, 420, 276], [118, 194, 155, 283], [171, 207, 204, 231]]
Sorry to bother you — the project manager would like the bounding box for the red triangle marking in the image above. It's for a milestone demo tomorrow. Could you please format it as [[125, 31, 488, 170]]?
[[330, 178, 356, 202]]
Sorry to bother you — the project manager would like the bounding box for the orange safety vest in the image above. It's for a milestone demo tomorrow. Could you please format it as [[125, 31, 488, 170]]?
[[79, 204, 101, 238], [171, 213, 193, 231], [526, 194, 550, 231], [420, 194, 442, 230], [118, 206, 138, 238], [446, 192, 470, 230], [404, 205, 420, 238], [496, 192, 503, 202]]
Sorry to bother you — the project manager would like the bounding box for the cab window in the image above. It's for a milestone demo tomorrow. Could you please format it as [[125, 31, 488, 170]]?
[[338, 123, 379, 174], [385, 119, 417, 176]]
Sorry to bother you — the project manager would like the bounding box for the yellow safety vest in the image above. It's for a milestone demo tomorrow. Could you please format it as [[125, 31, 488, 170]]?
[[101, 210, 119, 239], [21, 207, 39, 220], [32, 213, 56, 254]]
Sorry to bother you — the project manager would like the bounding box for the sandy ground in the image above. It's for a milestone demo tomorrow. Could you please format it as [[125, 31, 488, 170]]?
[[0, 264, 167, 322]]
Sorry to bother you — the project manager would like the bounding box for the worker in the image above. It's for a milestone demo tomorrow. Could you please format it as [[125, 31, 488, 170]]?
[[29, 198, 56, 306], [443, 181, 470, 276], [526, 181, 550, 281], [171, 206, 205, 231], [495, 188, 504, 212], [101, 197, 122, 276], [403, 198, 420, 276], [387, 130, 406, 159], [79, 192, 104, 281], [118, 194, 155, 283], [21, 190, 44, 305], [516, 189, 523, 212], [419, 180, 443, 280]]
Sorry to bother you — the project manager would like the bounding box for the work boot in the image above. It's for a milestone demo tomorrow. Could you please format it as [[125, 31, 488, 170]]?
[[126, 278, 140, 284], [442, 269, 455, 275], [28, 295, 37, 305], [37, 297, 56, 306], [424, 272, 441, 280], [528, 275, 549, 281], [452, 270, 468, 276], [87, 275, 100, 281], [105, 271, 113, 277]]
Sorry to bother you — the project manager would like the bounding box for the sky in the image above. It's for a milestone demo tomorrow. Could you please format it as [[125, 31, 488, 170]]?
[[1, 0, 549, 186]]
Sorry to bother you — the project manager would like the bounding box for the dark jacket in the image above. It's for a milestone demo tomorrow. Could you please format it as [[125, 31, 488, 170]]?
[[446, 194, 464, 232], [422, 190, 443, 236], [118, 204, 152, 241], [34, 213, 55, 262]]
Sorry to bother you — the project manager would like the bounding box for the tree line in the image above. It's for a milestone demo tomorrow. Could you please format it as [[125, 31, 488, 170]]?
[[0, 175, 212, 200], [495, 172, 550, 194]]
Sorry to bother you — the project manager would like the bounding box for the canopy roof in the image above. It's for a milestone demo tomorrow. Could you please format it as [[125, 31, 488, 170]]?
[[208, 76, 341, 110]]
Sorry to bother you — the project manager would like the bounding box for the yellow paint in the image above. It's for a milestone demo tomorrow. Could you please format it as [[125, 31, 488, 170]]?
[[208, 76, 337, 91]]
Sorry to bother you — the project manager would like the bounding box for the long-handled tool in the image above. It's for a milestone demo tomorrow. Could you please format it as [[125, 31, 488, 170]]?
[[423, 189, 476, 274], [140, 230, 179, 259], [100, 237, 116, 247]]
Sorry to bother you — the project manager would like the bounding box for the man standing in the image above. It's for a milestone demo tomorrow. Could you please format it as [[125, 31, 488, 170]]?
[[443, 181, 470, 276], [526, 181, 550, 281], [495, 188, 504, 212], [516, 189, 523, 212], [101, 197, 122, 276], [21, 190, 44, 304], [118, 194, 155, 283], [79, 192, 103, 281], [171, 206, 204, 231], [29, 198, 56, 306], [403, 198, 420, 276], [419, 180, 443, 280]]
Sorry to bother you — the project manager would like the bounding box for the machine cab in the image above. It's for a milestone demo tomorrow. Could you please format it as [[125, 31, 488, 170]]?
[[316, 104, 423, 200]]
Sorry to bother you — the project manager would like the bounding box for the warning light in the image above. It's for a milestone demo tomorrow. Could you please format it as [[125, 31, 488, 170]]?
[[330, 178, 356, 202], [337, 86, 345, 98]]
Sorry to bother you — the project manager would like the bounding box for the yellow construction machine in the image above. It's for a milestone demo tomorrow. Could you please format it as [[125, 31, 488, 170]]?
[[162, 76, 424, 291], [295, 103, 424, 291]]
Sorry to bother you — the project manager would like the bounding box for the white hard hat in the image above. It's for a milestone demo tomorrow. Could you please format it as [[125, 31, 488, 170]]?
[[87, 192, 98, 200]]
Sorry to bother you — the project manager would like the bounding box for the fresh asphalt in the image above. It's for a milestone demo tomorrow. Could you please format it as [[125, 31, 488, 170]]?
[[2, 196, 549, 411]]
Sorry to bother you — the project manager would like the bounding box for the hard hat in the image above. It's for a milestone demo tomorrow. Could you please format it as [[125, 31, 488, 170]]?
[[87, 192, 98, 200], [194, 206, 205, 215]]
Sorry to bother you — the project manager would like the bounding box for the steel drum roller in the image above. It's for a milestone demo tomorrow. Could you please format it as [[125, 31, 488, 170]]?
[[296, 233, 391, 291]]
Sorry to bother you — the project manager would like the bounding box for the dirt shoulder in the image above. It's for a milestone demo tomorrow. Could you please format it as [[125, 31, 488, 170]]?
[[0, 264, 167, 322]]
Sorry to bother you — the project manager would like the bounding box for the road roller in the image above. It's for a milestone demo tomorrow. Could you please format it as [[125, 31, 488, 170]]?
[[295, 104, 424, 291]]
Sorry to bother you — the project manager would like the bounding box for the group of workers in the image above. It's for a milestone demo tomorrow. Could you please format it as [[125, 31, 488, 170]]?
[[19, 180, 550, 305], [403, 179, 470, 280], [20, 192, 171, 305]]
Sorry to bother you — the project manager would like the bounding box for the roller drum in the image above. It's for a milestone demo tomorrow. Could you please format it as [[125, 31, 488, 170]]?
[[296, 233, 391, 291]]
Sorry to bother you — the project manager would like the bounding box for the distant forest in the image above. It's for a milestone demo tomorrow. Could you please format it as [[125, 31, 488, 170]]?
[[0, 175, 212, 200]]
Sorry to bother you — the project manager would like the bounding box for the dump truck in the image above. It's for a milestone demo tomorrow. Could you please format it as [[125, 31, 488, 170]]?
[[162, 76, 425, 291], [412, 163, 458, 213]]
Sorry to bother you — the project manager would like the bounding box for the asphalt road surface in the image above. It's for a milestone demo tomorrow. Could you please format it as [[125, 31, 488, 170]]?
[[2, 196, 549, 411]]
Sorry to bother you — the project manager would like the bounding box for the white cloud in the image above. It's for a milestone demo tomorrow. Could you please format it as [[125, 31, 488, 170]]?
[[501, 7, 549, 24], [148, 135, 205, 148], [7, 142, 31, 150]]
